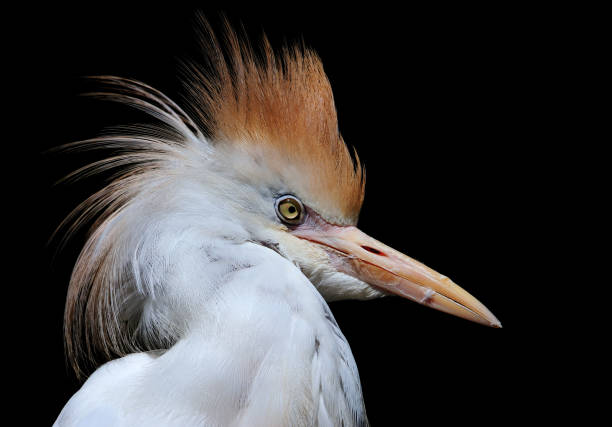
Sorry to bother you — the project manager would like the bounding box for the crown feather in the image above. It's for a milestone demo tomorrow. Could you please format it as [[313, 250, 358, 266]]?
[[184, 17, 365, 222]]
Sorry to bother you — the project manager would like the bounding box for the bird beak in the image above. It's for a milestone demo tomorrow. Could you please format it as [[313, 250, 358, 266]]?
[[292, 217, 501, 328]]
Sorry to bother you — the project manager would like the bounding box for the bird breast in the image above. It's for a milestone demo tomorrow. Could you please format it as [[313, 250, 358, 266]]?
[[55, 242, 368, 426]]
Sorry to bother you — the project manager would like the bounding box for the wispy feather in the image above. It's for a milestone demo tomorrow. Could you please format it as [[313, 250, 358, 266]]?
[[56, 18, 364, 378]]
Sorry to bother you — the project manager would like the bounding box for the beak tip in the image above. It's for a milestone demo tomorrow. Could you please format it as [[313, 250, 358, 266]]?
[[488, 316, 502, 328]]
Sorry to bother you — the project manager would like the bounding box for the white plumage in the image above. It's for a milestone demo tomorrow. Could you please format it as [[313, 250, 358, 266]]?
[[57, 244, 367, 426], [54, 19, 499, 426]]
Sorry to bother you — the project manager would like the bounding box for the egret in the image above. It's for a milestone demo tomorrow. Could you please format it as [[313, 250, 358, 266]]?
[[54, 19, 500, 426]]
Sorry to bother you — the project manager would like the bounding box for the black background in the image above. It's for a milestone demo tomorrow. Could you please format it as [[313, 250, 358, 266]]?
[[18, 4, 560, 425]]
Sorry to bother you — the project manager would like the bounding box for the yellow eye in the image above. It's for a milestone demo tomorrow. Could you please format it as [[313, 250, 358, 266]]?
[[275, 195, 304, 224]]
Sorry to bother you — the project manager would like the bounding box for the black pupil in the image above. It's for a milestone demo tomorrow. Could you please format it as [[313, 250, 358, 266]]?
[[288, 205, 297, 214]]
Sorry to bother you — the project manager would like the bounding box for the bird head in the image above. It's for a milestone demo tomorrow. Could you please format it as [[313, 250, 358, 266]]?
[[61, 19, 499, 376], [187, 23, 500, 326], [221, 150, 501, 326]]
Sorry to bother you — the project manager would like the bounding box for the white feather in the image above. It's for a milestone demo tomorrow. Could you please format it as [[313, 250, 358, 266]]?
[[55, 243, 367, 426], [54, 65, 376, 425]]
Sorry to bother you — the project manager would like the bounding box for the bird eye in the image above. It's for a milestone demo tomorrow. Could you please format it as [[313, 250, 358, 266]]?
[[275, 195, 304, 225]]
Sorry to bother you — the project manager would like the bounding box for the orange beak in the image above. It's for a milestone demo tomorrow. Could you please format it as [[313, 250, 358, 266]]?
[[292, 215, 501, 328]]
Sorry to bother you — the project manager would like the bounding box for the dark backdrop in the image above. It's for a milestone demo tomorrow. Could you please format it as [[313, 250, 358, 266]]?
[[20, 5, 551, 425]]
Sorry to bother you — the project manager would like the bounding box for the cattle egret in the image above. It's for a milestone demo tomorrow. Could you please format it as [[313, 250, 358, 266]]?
[[53, 19, 500, 427]]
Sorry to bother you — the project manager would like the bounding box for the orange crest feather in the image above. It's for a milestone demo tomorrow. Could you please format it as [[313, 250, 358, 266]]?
[[185, 18, 365, 223]]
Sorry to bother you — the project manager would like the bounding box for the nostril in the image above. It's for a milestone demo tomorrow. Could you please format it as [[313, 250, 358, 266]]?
[[361, 245, 385, 256]]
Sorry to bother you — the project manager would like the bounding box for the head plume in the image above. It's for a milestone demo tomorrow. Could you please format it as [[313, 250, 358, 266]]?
[[186, 17, 364, 222], [59, 17, 364, 377]]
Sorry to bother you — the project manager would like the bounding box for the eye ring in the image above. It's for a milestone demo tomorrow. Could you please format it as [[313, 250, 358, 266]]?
[[275, 195, 305, 225]]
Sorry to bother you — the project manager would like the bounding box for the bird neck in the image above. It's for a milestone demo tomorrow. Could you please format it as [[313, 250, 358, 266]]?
[[136, 241, 367, 424]]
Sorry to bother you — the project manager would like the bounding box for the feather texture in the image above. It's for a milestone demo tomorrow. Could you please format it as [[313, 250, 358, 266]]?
[[56, 244, 368, 426], [58, 19, 365, 380], [185, 17, 365, 223]]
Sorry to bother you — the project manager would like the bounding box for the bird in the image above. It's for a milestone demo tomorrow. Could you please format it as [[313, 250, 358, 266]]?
[[53, 17, 501, 427]]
